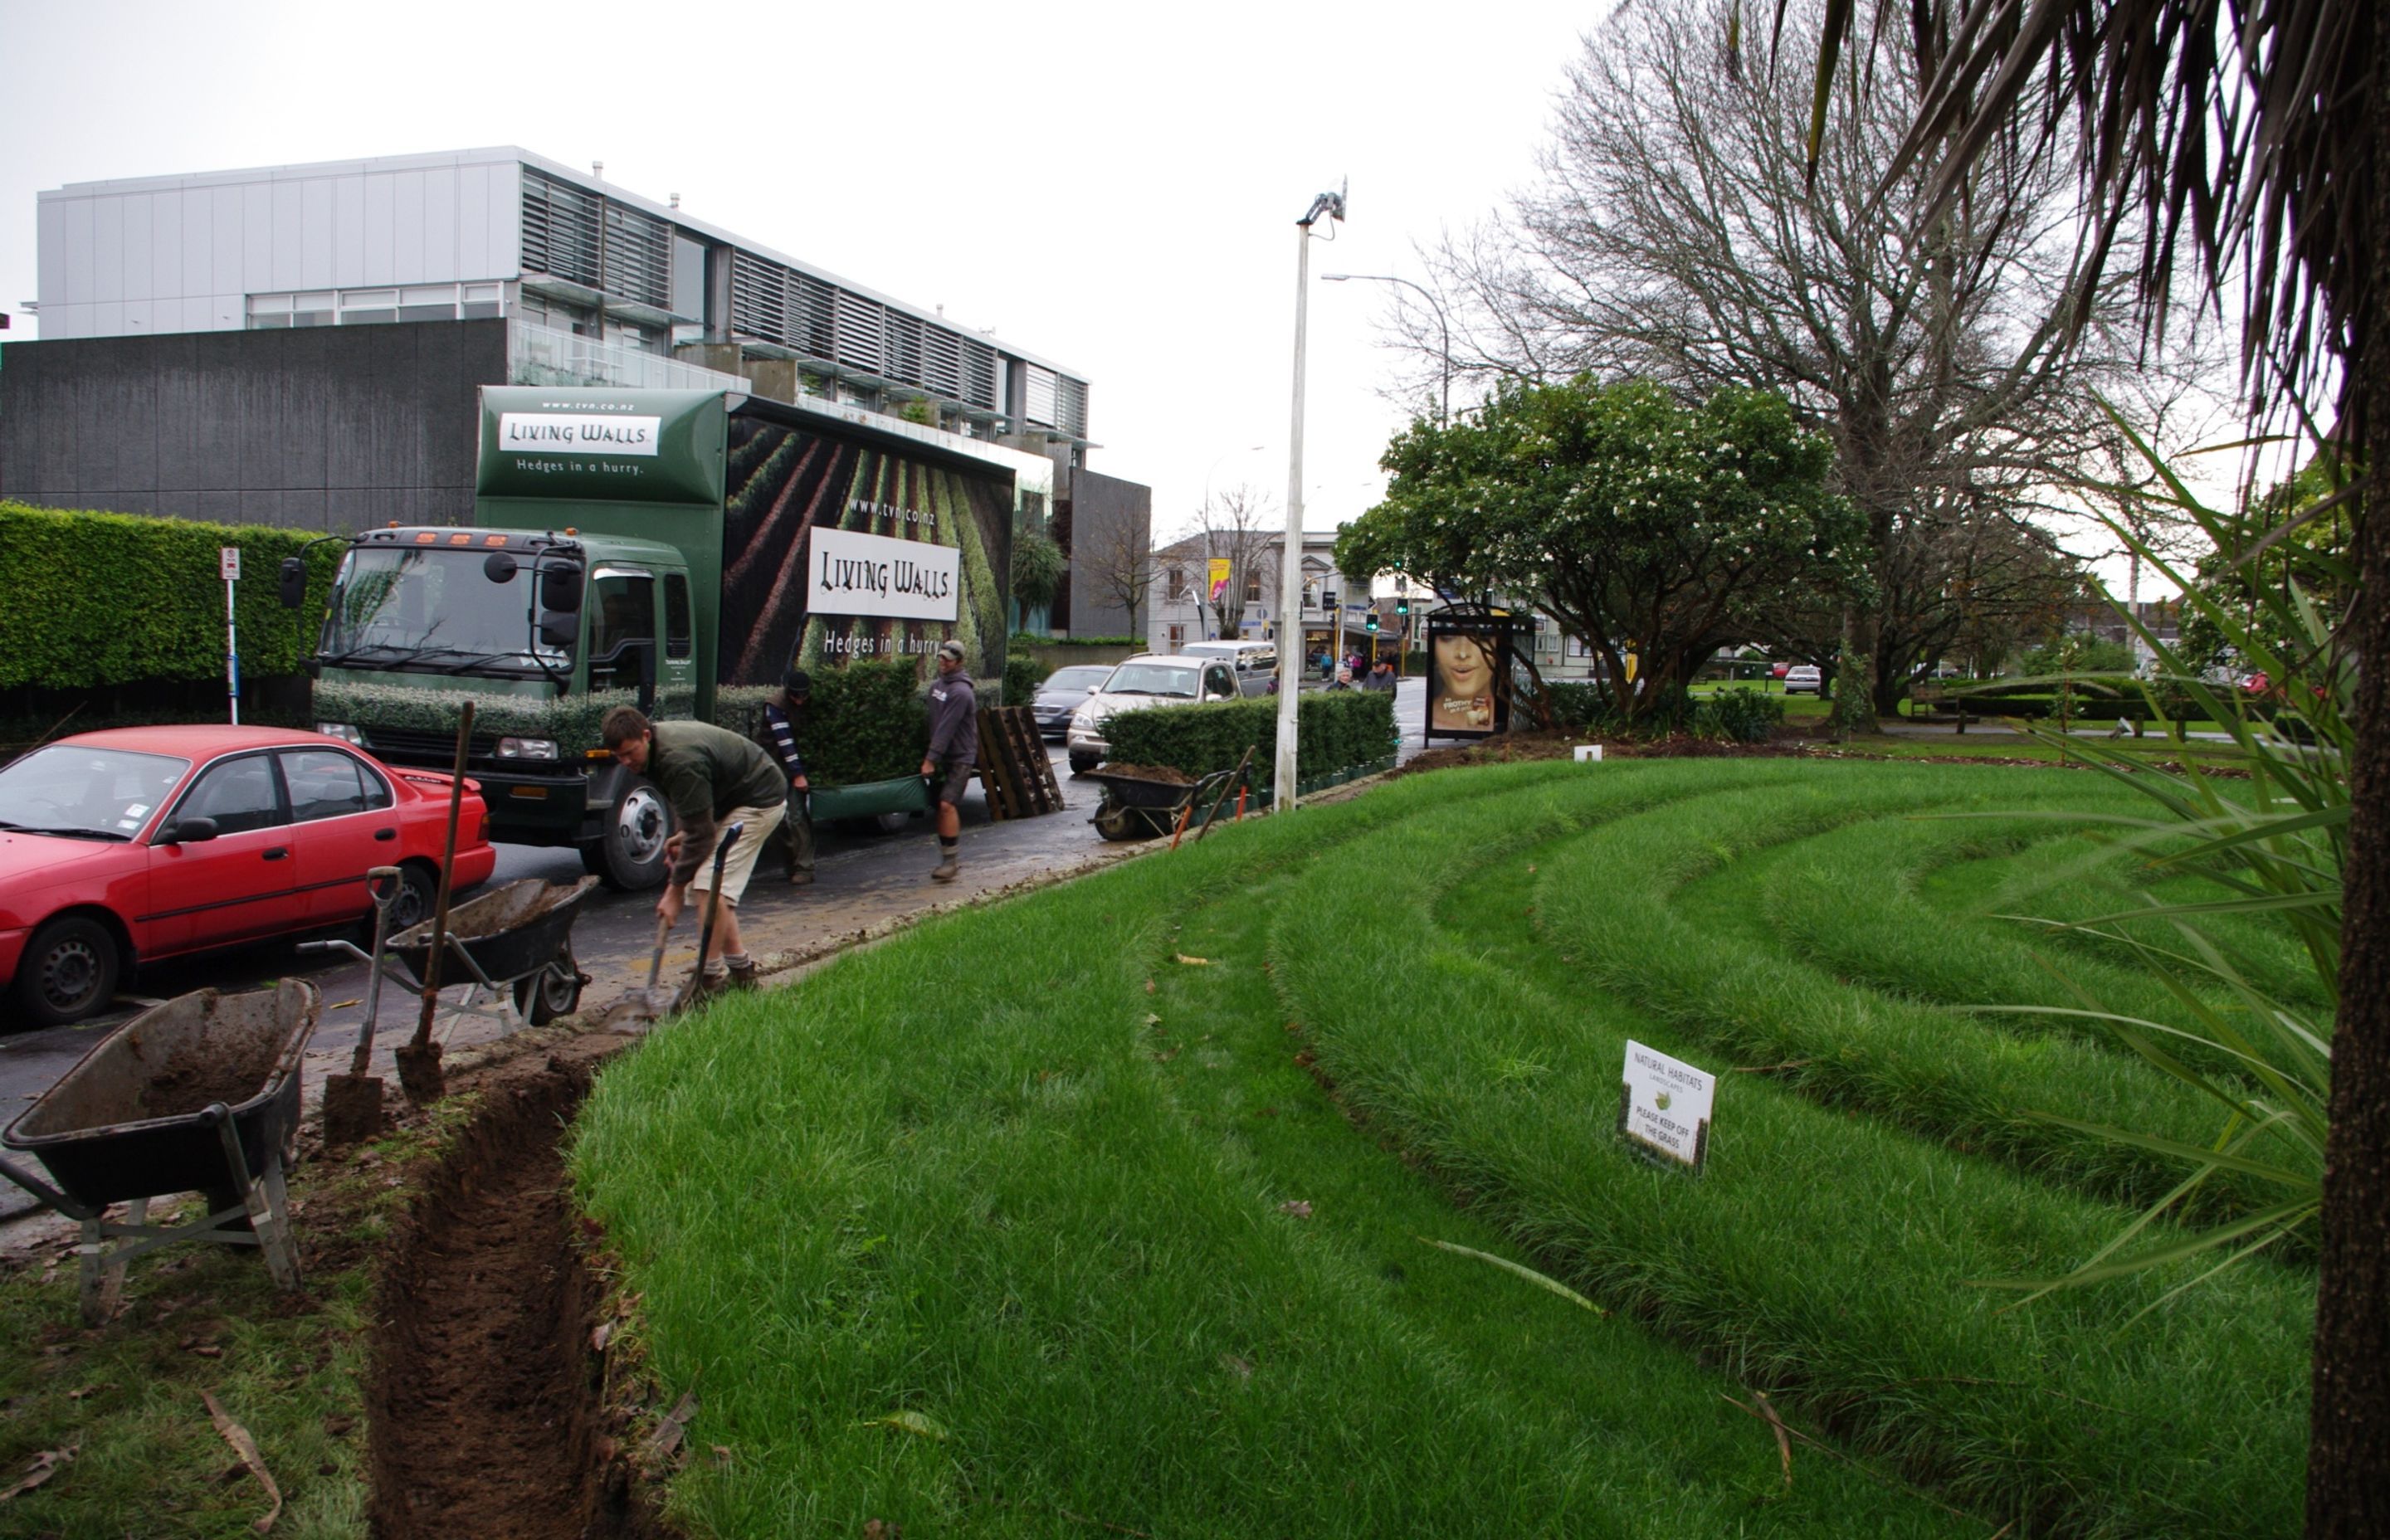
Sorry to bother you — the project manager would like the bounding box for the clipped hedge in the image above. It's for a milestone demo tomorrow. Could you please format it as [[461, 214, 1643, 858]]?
[[1105, 690, 1397, 787], [713, 658, 929, 787], [0, 502, 342, 690], [1002, 653, 1048, 707]]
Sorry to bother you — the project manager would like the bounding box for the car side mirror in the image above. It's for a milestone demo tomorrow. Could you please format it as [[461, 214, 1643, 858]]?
[[277, 556, 309, 609], [162, 816, 219, 845], [1085, 683, 1101, 694]]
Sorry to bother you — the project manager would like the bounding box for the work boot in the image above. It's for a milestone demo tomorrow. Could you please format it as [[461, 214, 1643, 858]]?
[[724, 958, 760, 991], [930, 856, 960, 884], [683, 967, 730, 1006], [788, 869, 814, 886]]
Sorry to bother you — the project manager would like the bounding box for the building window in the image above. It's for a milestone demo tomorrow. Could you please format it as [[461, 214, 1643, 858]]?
[[1168, 623, 1185, 650], [1244, 571, 1261, 604], [1165, 566, 1183, 596]]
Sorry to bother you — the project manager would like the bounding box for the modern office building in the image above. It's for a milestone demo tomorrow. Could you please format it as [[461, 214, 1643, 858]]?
[[3, 147, 1115, 540]]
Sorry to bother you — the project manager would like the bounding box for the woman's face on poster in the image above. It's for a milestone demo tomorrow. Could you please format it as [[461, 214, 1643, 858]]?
[[1431, 631, 1496, 730]]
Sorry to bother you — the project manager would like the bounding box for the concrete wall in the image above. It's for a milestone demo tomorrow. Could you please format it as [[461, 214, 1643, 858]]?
[[0, 319, 507, 529], [1061, 465, 1151, 639]]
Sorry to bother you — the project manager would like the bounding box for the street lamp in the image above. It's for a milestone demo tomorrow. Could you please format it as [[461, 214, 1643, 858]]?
[[1279, 183, 1347, 812], [1322, 272, 1450, 424]]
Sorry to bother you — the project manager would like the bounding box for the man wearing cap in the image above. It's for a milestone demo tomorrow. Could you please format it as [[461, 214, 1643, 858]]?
[[601, 706, 786, 997], [921, 640, 976, 882], [760, 667, 815, 885]]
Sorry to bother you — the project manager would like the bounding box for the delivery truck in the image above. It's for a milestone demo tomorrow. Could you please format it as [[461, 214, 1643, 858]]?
[[288, 386, 1045, 889]]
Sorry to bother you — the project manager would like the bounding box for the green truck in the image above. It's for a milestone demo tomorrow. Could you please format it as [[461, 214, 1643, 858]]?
[[288, 387, 1043, 889]]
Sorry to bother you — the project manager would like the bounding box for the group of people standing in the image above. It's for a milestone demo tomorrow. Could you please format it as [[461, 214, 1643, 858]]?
[[595, 639, 980, 1001]]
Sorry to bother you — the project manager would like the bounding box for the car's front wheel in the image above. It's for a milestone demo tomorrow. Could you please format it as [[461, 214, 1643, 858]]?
[[12, 914, 121, 1028], [1069, 751, 1100, 775]]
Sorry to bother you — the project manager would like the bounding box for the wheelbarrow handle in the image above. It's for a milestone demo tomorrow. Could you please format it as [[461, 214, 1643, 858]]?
[[0, 1151, 95, 1221]]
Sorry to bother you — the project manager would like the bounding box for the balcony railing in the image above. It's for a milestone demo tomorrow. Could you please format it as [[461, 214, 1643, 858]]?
[[507, 319, 750, 392]]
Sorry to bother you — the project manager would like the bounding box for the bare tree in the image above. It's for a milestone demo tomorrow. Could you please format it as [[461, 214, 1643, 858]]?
[[1163, 484, 1279, 642], [1414, 0, 2222, 719], [1076, 513, 1156, 642]]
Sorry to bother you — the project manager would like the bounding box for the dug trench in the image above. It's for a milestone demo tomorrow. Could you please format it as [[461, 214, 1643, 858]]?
[[365, 1031, 675, 1539]]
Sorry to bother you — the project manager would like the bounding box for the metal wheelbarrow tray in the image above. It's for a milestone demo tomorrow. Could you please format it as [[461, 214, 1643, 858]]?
[[0, 980, 319, 1321], [382, 875, 596, 1033], [1084, 766, 1240, 841]]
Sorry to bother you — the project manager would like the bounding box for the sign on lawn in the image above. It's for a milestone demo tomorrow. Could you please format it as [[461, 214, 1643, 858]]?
[[1618, 1040, 1714, 1171]]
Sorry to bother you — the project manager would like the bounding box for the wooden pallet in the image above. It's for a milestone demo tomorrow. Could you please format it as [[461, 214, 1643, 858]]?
[[975, 706, 1063, 820]]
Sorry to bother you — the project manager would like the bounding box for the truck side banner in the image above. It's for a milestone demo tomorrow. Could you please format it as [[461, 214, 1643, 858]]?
[[719, 415, 1010, 685], [476, 387, 726, 504]]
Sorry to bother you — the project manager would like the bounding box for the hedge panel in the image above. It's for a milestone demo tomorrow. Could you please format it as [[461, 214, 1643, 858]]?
[[0, 502, 341, 690], [1105, 690, 1396, 787]]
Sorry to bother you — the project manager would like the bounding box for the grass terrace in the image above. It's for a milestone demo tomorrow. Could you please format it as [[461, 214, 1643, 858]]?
[[573, 758, 2312, 1538]]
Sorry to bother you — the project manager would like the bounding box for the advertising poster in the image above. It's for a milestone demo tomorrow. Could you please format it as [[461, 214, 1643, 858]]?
[[719, 417, 1011, 685], [1427, 625, 1505, 736]]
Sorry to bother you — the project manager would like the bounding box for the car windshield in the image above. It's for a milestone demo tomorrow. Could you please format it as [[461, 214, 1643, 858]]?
[[1101, 664, 1200, 699], [322, 547, 567, 670], [1042, 667, 1111, 693], [0, 745, 188, 840]]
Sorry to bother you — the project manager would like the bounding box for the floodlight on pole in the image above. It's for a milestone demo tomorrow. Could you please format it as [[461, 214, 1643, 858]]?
[[1322, 272, 1451, 424], [1278, 183, 1346, 812]]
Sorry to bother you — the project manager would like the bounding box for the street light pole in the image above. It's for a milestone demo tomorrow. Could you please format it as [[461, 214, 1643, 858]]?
[[1278, 184, 1346, 812], [1321, 272, 1450, 424]]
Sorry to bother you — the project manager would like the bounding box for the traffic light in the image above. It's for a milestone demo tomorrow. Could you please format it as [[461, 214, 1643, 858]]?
[[1365, 612, 1380, 632], [1395, 596, 1410, 616]]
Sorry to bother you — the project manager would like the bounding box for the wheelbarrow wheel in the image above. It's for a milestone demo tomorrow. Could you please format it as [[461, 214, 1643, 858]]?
[[515, 943, 585, 1026], [1094, 802, 1144, 841]]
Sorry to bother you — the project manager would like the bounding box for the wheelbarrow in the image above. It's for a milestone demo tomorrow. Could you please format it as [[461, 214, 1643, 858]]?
[[1084, 762, 1246, 843], [0, 981, 319, 1323], [306, 876, 595, 1043]]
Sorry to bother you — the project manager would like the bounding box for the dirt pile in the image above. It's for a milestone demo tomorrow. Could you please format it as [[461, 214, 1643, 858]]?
[[365, 1035, 670, 1539]]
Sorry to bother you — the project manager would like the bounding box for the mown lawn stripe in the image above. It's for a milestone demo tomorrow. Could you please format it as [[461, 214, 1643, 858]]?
[[1264, 759, 2308, 1537]]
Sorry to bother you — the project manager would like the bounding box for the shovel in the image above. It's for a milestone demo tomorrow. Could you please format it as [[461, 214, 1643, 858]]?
[[396, 701, 474, 1106], [671, 821, 744, 1013], [321, 865, 402, 1148], [593, 914, 678, 1031]]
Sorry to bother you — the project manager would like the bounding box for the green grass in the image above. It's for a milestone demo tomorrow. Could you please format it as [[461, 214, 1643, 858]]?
[[573, 758, 2310, 1538]]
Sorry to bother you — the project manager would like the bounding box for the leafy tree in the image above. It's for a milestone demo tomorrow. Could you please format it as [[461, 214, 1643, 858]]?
[[1010, 523, 1066, 624], [1407, 0, 2218, 723], [1338, 378, 1863, 726]]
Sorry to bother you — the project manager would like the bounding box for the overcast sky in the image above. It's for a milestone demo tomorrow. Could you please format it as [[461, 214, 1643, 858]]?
[[1, 0, 1618, 543]]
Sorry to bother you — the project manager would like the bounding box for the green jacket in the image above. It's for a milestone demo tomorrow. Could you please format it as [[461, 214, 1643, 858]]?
[[651, 721, 787, 886]]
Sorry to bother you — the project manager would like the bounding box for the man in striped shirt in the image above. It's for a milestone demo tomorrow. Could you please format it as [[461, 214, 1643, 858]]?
[[760, 666, 815, 885]]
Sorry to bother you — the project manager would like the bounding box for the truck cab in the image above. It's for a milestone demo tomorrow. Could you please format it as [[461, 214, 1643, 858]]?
[[302, 525, 696, 889]]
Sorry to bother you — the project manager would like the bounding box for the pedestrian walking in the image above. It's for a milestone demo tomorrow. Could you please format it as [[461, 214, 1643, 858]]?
[[921, 640, 977, 883], [602, 707, 787, 998], [760, 666, 815, 885], [1363, 656, 1398, 691]]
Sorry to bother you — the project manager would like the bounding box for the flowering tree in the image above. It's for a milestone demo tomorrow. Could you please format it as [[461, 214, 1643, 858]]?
[[1336, 378, 1864, 726]]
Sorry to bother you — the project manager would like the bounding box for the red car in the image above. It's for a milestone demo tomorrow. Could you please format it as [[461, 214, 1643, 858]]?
[[0, 726, 497, 1026]]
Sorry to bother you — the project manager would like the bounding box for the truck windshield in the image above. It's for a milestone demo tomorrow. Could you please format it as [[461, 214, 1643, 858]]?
[[321, 548, 568, 670]]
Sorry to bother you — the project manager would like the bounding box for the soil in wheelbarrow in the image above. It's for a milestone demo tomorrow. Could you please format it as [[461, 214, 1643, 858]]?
[[1094, 763, 1193, 784], [366, 1034, 676, 1540]]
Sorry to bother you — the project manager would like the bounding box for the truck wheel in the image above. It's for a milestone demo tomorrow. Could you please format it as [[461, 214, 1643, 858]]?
[[584, 777, 674, 890], [12, 915, 121, 1028], [1069, 751, 1100, 775]]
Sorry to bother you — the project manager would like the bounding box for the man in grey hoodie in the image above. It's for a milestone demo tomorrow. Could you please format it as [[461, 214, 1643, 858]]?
[[920, 639, 976, 882]]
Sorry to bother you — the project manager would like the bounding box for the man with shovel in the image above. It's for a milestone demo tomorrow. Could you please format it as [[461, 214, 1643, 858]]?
[[602, 707, 785, 1000]]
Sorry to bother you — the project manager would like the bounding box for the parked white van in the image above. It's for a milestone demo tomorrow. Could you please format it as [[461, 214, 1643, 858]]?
[[1180, 640, 1279, 696]]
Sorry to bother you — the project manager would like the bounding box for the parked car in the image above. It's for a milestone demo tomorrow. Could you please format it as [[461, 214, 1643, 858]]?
[[1066, 655, 1243, 775], [1783, 665, 1824, 695], [0, 725, 498, 1027], [1179, 640, 1280, 696], [1032, 665, 1118, 741]]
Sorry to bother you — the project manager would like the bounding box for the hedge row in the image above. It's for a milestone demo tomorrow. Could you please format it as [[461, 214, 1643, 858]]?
[[0, 502, 343, 690], [1105, 690, 1397, 787], [713, 659, 930, 786]]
